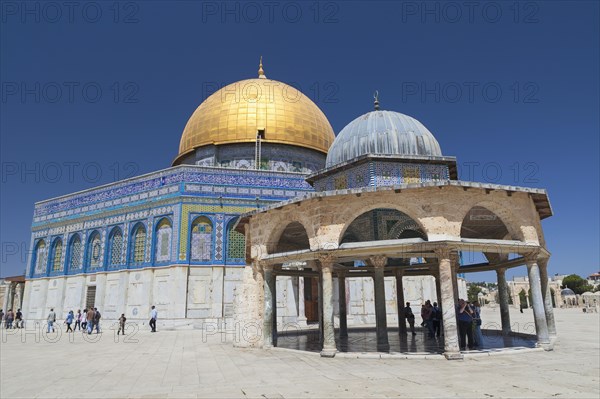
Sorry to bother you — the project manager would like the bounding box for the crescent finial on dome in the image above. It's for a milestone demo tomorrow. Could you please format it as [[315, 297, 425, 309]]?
[[374, 90, 380, 110], [258, 56, 266, 79]]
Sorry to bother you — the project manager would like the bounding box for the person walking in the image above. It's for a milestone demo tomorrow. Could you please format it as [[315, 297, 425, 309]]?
[[456, 299, 474, 350], [423, 300, 434, 338], [93, 308, 101, 334], [81, 309, 87, 330], [472, 302, 484, 348], [65, 310, 74, 332], [149, 305, 157, 332], [5, 309, 14, 329], [118, 313, 127, 335], [404, 302, 417, 335], [86, 308, 95, 334], [15, 309, 23, 328], [74, 310, 82, 331], [0, 309, 4, 328], [432, 302, 442, 337], [47, 308, 57, 333]]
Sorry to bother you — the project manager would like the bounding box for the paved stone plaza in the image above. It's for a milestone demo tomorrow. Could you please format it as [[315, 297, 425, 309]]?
[[1, 307, 598, 398]]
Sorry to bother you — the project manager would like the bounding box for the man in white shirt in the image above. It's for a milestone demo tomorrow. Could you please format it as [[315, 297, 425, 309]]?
[[149, 305, 157, 332]]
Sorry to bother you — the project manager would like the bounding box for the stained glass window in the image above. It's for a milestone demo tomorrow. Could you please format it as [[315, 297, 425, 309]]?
[[155, 218, 172, 263], [191, 216, 212, 262], [69, 235, 82, 271], [51, 238, 63, 272], [131, 224, 146, 265], [34, 240, 47, 275], [226, 221, 245, 262], [109, 228, 123, 267], [87, 232, 102, 269]]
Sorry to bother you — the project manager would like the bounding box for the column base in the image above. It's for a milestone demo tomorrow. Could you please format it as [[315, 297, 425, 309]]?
[[444, 351, 464, 360], [377, 343, 390, 352], [536, 341, 553, 351], [297, 317, 308, 328], [320, 348, 337, 358]]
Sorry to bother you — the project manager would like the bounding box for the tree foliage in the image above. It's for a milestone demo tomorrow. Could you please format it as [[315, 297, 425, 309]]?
[[519, 289, 528, 309], [562, 274, 594, 295], [467, 284, 482, 303]]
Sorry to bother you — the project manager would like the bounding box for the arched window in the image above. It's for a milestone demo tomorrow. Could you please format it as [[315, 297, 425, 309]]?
[[86, 231, 102, 270], [154, 218, 172, 263], [108, 227, 123, 267], [50, 238, 63, 272], [191, 216, 213, 262], [68, 234, 83, 271], [226, 219, 245, 263], [33, 240, 47, 275], [130, 223, 147, 265]]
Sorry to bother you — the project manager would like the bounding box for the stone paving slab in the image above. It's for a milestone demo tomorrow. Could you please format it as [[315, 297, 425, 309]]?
[[1, 308, 598, 398]]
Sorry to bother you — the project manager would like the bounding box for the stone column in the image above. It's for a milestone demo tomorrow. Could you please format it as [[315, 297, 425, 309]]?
[[370, 256, 389, 352], [526, 255, 551, 350], [435, 276, 442, 307], [451, 257, 460, 301], [337, 270, 348, 338], [2, 283, 13, 312], [496, 268, 511, 336], [437, 249, 462, 360], [297, 276, 307, 327], [538, 258, 557, 341], [319, 256, 336, 357], [15, 283, 24, 311], [395, 269, 406, 335], [262, 264, 276, 348]]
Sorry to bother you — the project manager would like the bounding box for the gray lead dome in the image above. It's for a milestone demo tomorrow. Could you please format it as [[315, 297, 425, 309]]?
[[325, 110, 443, 168]]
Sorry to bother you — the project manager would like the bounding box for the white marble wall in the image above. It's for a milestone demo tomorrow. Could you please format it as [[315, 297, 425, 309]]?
[[22, 267, 468, 330]]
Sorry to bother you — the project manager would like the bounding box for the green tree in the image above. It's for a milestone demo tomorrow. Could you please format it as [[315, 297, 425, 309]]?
[[519, 289, 528, 309], [467, 284, 482, 303], [562, 274, 594, 294]]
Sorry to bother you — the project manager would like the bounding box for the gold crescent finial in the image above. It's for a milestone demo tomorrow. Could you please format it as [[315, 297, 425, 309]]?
[[374, 90, 380, 110], [258, 56, 266, 79]]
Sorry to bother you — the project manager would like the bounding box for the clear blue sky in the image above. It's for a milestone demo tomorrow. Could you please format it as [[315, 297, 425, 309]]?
[[1, 1, 598, 281]]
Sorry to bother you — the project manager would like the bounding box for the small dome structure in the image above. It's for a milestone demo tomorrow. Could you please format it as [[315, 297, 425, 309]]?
[[325, 109, 442, 168], [561, 288, 576, 296]]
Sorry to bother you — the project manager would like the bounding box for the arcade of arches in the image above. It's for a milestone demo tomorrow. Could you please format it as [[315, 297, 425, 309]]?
[[235, 182, 556, 359]]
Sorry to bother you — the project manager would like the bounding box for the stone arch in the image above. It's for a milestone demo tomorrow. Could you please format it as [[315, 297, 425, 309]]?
[[336, 201, 427, 246], [458, 200, 532, 243], [266, 216, 314, 254], [269, 220, 311, 254]]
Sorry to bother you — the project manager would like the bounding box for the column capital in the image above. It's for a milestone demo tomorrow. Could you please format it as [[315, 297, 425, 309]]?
[[395, 268, 405, 277], [524, 250, 541, 265], [368, 255, 387, 269], [496, 267, 506, 276], [252, 259, 271, 272], [434, 246, 452, 260], [317, 254, 336, 271]]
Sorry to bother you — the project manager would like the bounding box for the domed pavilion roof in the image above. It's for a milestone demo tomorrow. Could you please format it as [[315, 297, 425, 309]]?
[[325, 101, 442, 168], [174, 59, 335, 165]]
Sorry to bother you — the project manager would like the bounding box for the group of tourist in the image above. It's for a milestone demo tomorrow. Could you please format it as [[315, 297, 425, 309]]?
[[420, 300, 443, 338], [403, 299, 484, 350], [0, 308, 23, 329], [456, 299, 484, 350], [46, 307, 103, 334], [43, 305, 158, 334]]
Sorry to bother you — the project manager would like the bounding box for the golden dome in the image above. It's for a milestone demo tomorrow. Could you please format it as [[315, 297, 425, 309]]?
[[174, 63, 335, 165]]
